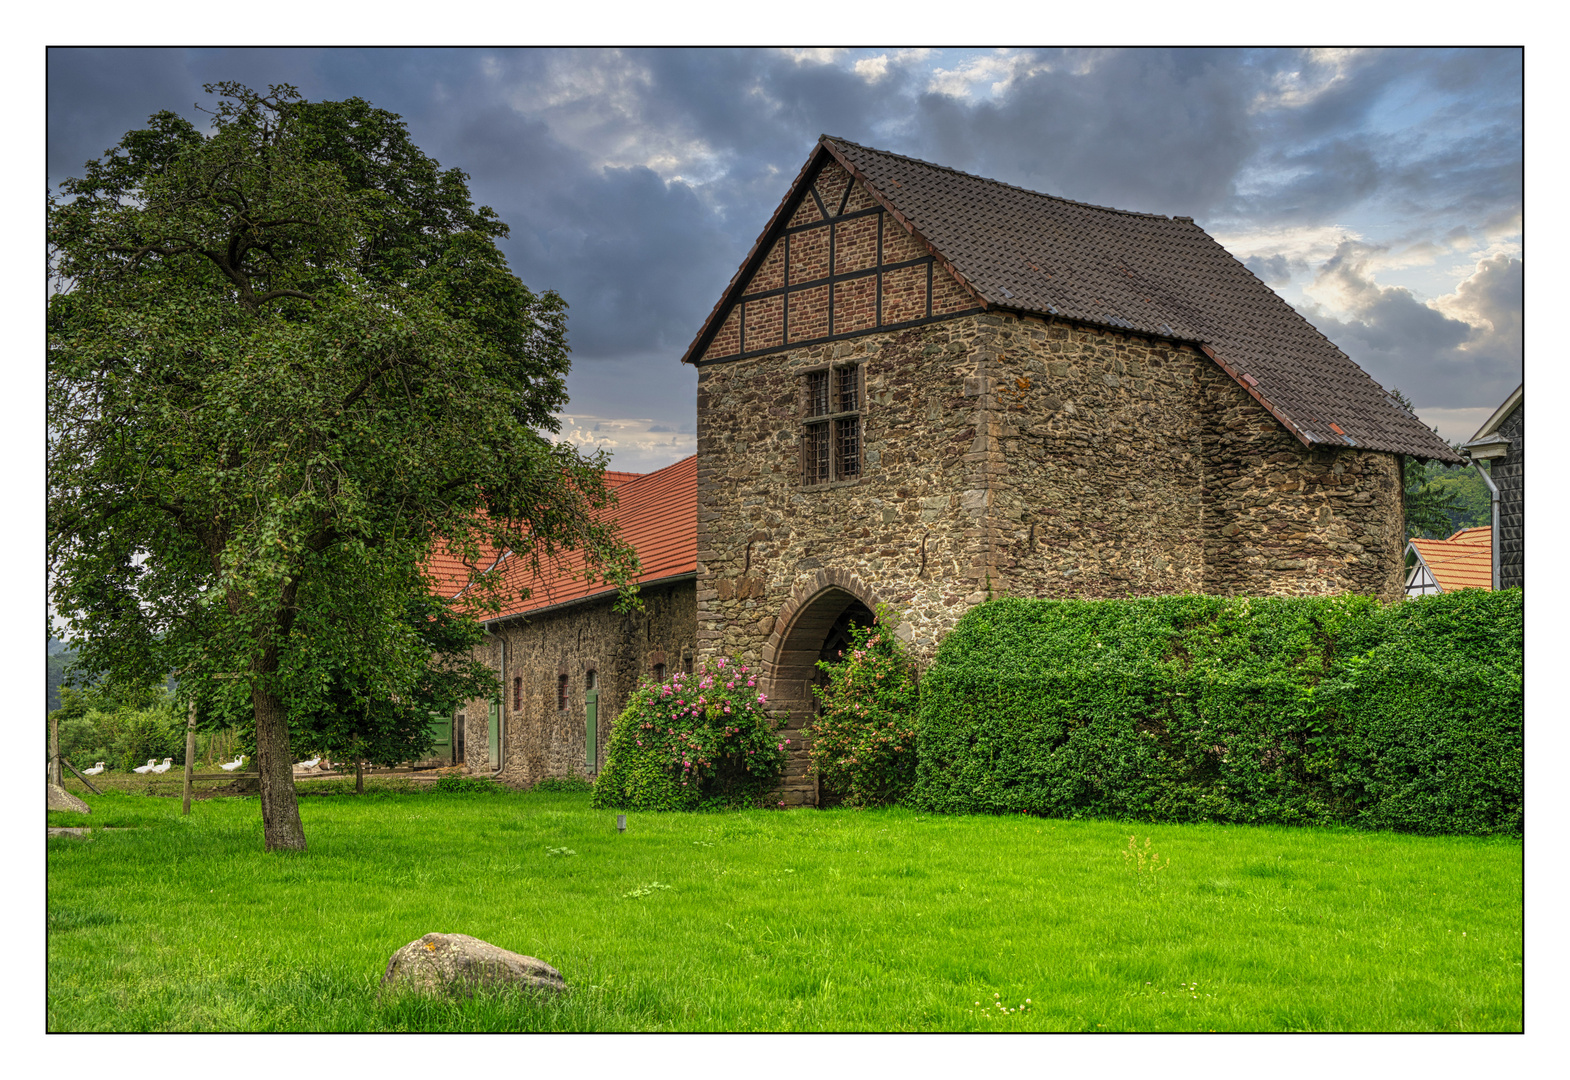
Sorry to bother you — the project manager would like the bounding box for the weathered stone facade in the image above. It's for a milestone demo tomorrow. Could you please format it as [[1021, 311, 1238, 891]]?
[[694, 309, 1407, 802], [445, 137, 1432, 803], [458, 580, 696, 785]]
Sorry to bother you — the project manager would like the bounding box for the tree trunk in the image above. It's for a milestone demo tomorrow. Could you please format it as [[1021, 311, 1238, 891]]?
[[182, 697, 198, 815], [254, 682, 306, 851]]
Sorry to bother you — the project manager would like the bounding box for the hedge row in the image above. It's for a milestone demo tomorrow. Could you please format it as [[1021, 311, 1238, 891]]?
[[912, 590, 1522, 834]]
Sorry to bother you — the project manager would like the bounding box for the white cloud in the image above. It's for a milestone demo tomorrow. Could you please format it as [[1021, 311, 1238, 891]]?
[[925, 49, 1045, 101], [1428, 252, 1522, 339], [554, 414, 696, 473], [781, 48, 847, 66], [1211, 223, 1360, 268], [852, 55, 889, 82], [852, 48, 931, 84], [1250, 47, 1368, 112]]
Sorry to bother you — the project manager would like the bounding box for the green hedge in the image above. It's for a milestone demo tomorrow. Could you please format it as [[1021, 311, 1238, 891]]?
[[912, 590, 1522, 834]]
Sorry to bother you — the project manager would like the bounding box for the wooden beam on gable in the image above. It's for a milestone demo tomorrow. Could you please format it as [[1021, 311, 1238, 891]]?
[[817, 137, 993, 317]]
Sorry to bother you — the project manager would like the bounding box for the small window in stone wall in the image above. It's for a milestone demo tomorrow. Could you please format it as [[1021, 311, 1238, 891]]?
[[513, 676, 522, 711], [682, 648, 694, 675], [585, 669, 597, 691], [557, 674, 568, 710], [802, 363, 862, 486], [653, 662, 667, 683]]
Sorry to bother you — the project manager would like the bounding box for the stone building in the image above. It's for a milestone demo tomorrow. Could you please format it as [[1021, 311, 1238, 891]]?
[[442, 136, 1459, 800], [1462, 384, 1523, 590], [430, 457, 698, 785]]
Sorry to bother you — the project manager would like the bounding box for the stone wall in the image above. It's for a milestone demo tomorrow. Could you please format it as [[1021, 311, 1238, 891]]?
[[459, 580, 697, 786], [1494, 401, 1523, 590], [694, 308, 1409, 801], [1194, 361, 1405, 600]]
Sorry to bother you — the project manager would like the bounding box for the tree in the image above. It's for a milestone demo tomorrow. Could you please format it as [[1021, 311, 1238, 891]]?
[[1389, 389, 1469, 540], [48, 84, 637, 850], [283, 548, 498, 791]]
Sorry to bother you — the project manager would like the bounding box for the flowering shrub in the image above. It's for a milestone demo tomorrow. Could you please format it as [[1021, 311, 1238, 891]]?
[[808, 611, 920, 807], [592, 657, 788, 811]]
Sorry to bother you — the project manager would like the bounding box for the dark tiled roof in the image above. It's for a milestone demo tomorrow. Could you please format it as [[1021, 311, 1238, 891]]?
[[809, 136, 1459, 462]]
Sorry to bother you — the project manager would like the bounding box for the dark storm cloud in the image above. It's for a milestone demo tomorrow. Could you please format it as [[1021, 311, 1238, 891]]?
[[905, 48, 1265, 218], [1228, 47, 1521, 227], [46, 46, 1521, 459], [1300, 245, 1521, 414]]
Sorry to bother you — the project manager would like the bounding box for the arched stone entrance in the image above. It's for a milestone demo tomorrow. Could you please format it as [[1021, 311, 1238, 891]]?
[[759, 569, 882, 806]]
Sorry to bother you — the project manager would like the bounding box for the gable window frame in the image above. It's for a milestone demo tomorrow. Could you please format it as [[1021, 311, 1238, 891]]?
[[801, 361, 864, 488]]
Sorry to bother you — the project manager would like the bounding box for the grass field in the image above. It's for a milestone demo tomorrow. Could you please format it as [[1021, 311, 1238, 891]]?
[[46, 783, 1522, 1032]]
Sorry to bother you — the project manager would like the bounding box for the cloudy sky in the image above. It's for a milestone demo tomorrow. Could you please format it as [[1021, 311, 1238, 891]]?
[[46, 46, 1522, 470]]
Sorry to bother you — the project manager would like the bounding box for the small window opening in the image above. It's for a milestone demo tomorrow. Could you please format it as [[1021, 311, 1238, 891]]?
[[653, 662, 667, 683], [802, 363, 862, 486], [682, 648, 694, 675], [557, 674, 568, 710], [585, 669, 597, 691], [512, 676, 522, 711]]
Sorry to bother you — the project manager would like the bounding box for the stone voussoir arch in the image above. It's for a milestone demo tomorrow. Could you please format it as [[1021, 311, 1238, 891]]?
[[759, 568, 885, 687]]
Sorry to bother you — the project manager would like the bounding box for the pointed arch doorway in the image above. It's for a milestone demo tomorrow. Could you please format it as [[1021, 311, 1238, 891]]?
[[760, 573, 880, 806]]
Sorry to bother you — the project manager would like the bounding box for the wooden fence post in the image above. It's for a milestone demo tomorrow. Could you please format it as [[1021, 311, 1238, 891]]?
[[181, 697, 198, 815], [50, 714, 62, 787]]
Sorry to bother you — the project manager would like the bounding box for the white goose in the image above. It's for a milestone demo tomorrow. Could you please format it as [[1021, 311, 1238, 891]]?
[[219, 754, 246, 772], [133, 759, 157, 774], [83, 762, 106, 776], [150, 757, 173, 774]]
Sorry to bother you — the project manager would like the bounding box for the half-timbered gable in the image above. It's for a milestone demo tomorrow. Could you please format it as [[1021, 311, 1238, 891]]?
[[692, 158, 984, 366]]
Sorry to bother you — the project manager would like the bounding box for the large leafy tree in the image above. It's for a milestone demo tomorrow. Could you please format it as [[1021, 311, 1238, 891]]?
[[48, 84, 636, 850]]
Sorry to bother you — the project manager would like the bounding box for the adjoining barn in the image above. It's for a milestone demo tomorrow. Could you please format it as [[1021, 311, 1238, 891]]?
[[439, 136, 1460, 800]]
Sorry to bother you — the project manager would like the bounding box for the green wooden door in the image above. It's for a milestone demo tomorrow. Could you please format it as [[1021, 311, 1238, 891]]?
[[584, 671, 598, 772], [488, 695, 500, 769], [428, 711, 453, 763]]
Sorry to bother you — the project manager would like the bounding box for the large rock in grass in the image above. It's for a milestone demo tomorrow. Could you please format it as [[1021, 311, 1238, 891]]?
[[48, 784, 90, 814], [381, 933, 565, 997]]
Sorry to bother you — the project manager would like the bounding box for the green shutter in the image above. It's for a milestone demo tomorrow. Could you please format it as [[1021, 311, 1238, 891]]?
[[585, 685, 598, 771], [488, 695, 500, 769]]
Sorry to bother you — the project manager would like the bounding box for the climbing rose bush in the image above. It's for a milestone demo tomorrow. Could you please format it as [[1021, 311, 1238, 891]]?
[[593, 657, 788, 811], [809, 614, 919, 807]]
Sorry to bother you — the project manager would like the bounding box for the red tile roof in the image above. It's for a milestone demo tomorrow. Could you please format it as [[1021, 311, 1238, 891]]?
[[426, 456, 697, 622], [1409, 526, 1493, 593]]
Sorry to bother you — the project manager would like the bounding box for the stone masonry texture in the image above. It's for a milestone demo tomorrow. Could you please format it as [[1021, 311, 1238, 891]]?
[[694, 309, 1407, 803], [458, 581, 696, 787]]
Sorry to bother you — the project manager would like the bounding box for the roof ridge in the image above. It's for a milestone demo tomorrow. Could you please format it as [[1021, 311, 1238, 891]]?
[[617, 453, 696, 495], [822, 134, 1189, 223]]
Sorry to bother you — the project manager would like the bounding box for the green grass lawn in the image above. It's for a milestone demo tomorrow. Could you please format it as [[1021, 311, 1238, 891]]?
[[47, 784, 1522, 1032]]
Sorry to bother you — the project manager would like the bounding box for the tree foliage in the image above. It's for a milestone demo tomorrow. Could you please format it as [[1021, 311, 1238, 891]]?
[[48, 83, 637, 850], [808, 610, 920, 807], [1388, 388, 1486, 540]]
